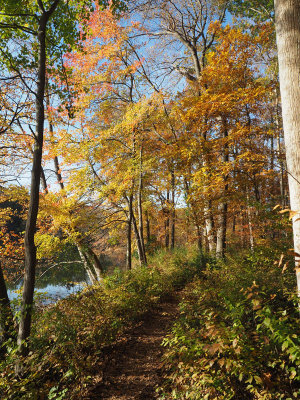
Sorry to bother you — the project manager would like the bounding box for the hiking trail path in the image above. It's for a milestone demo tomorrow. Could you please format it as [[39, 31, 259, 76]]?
[[84, 296, 179, 400]]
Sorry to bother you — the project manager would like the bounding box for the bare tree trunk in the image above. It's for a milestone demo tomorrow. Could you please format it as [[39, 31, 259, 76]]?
[[132, 209, 146, 265], [126, 195, 133, 270], [196, 224, 202, 251], [145, 210, 151, 245], [17, 2, 61, 364], [77, 245, 97, 284], [53, 156, 64, 190], [137, 145, 147, 263], [216, 117, 229, 259], [40, 168, 48, 194], [246, 188, 255, 252], [170, 169, 175, 249], [17, 15, 48, 359], [46, 80, 65, 191], [275, 0, 300, 295], [205, 201, 216, 253], [216, 202, 228, 258], [86, 248, 104, 281], [165, 190, 170, 249]]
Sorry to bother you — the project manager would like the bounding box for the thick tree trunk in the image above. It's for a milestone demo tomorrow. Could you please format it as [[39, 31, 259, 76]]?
[[86, 247, 104, 281], [275, 0, 300, 294], [17, 17, 47, 358], [137, 146, 147, 263], [77, 245, 97, 284], [277, 135, 286, 208]]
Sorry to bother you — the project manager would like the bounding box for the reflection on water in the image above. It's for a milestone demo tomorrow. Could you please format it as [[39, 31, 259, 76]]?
[[8, 261, 89, 304]]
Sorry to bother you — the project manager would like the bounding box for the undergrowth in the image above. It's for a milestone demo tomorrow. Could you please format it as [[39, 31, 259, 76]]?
[[0, 247, 206, 400], [158, 247, 300, 400]]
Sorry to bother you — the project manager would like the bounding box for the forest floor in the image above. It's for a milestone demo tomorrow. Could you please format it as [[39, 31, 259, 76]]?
[[83, 294, 179, 400]]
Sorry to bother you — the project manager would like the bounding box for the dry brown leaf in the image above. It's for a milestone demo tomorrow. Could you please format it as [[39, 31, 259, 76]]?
[[282, 262, 288, 274], [278, 253, 284, 268]]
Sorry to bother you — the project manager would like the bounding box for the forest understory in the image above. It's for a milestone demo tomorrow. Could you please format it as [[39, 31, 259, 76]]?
[[0, 248, 299, 399]]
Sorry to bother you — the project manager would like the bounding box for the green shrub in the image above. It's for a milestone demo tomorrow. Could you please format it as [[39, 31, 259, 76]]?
[[159, 249, 300, 400]]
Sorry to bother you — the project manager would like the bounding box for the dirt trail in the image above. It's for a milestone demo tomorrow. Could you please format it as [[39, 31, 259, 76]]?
[[85, 296, 178, 400]]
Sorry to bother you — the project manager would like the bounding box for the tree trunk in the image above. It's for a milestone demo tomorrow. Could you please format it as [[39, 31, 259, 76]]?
[[0, 263, 15, 352], [184, 177, 202, 251], [40, 168, 48, 194], [275, 88, 287, 207], [132, 209, 146, 265], [216, 202, 228, 258], [204, 201, 216, 253], [86, 247, 104, 281], [137, 145, 147, 263], [196, 224, 202, 251], [46, 80, 65, 191], [165, 191, 170, 249], [275, 0, 300, 294], [126, 195, 133, 270], [277, 134, 286, 208], [77, 245, 97, 284], [145, 210, 151, 245], [17, 16, 47, 358], [216, 117, 229, 259], [54, 156, 64, 190], [246, 188, 255, 251], [170, 169, 175, 250]]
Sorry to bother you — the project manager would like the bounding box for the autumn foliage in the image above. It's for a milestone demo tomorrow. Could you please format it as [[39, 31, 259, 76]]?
[[0, 1, 299, 399]]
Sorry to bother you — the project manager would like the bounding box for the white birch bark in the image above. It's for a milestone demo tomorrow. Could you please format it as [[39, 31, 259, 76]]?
[[275, 0, 300, 294]]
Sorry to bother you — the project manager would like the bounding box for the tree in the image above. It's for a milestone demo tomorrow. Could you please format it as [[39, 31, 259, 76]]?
[[274, 0, 300, 296], [0, 0, 126, 363]]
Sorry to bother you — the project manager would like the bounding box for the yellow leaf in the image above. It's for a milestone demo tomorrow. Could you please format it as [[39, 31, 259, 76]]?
[[279, 209, 290, 214]]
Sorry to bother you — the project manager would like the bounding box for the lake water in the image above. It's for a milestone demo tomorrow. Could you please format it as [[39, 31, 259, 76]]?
[[8, 261, 90, 304]]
